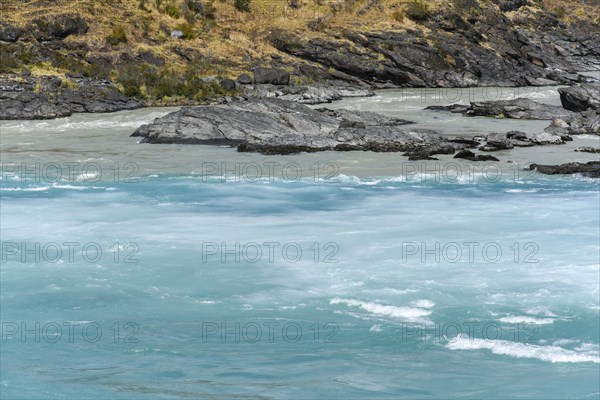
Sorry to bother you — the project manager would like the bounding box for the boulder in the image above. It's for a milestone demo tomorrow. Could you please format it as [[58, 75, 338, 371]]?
[[402, 143, 461, 160], [220, 79, 237, 91], [558, 84, 600, 112], [499, 0, 528, 12], [531, 132, 564, 145], [480, 132, 514, 151], [237, 73, 252, 84], [171, 30, 184, 39], [0, 24, 22, 42], [32, 14, 88, 41], [454, 150, 500, 162], [253, 67, 290, 85]]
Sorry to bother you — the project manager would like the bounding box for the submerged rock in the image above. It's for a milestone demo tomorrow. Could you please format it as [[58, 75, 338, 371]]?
[[529, 161, 600, 178], [132, 98, 445, 155]]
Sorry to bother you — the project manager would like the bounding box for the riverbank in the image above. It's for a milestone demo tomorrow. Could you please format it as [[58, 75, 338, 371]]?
[[2, 0, 600, 118]]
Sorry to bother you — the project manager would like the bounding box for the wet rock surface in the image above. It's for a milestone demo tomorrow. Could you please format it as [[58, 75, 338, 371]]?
[[529, 161, 600, 178]]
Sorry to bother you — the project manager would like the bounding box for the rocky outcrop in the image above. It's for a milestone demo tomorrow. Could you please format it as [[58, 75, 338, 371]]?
[[0, 75, 142, 120], [31, 14, 89, 41], [402, 142, 463, 160], [466, 98, 575, 119], [454, 150, 499, 162], [132, 98, 446, 154], [531, 132, 565, 145], [0, 23, 22, 42], [269, 6, 600, 88], [242, 82, 374, 104], [479, 131, 535, 151], [575, 147, 600, 154], [558, 84, 600, 112], [529, 161, 600, 178], [543, 112, 600, 136]]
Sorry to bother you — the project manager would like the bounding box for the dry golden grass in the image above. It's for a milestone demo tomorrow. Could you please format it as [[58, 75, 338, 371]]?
[[1, 0, 598, 79]]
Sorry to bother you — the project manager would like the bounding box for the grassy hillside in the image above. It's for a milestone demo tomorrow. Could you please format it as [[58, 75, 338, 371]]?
[[1, 0, 598, 103]]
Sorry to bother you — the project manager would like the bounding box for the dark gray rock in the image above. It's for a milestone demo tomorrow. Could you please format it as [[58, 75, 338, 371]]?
[[467, 98, 575, 119], [544, 112, 600, 136], [131, 98, 445, 155], [32, 14, 88, 41], [575, 147, 600, 153], [454, 150, 500, 162], [187, 0, 204, 13], [269, 5, 600, 88], [479, 131, 535, 150], [253, 67, 290, 85], [480, 132, 514, 151], [403, 142, 462, 160], [424, 104, 470, 113], [529, 161, 600, 178], [244, 82, 374, 104], [220, 79, 237, 91], [237, 73, 252, 84], [558, 84, 600, 112], [0, 75, 142, 120], [0, 23, 22, 42], [499, 0, 528, 12]]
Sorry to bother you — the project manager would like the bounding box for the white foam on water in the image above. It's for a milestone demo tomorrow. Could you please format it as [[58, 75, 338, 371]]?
[[330, 298, 432, 319], [0, 186, 50, 192], [411, 299, 435, 309], [498, 316, 556, 325], [524, 307, 559, 317], [504, 188, 539, 193], [447, 335, 600, 363]]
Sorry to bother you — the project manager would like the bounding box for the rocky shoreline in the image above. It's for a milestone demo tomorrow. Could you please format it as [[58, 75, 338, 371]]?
[[0, 69, 374, 120], [0, 74, 143, 120], [131, 82, 600, 177]]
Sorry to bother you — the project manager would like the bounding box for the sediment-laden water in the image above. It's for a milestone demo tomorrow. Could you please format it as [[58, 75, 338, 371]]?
[[1, 86, 599, 399]]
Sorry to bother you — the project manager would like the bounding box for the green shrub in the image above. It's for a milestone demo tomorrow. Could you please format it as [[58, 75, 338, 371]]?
[[175, 22, 196, 39], [0, 45, 19, 73], [203, 1, 217, 19], [405, 0, 430, 21], [554, 6, 566, 19], [106, 26, 127, 45], [234, 0, 251, 12], [165, 2, 181, 18]]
